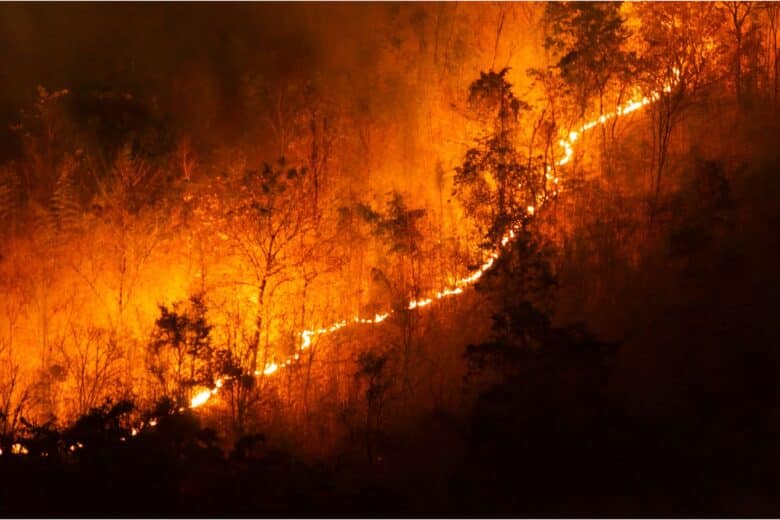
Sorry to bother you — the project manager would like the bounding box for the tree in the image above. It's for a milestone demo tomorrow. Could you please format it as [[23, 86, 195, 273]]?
[[465, 225, 616, 438], [543, 2, 630, 119], [101, 144, 163, 326], [147, 293, 213, 406], [57, 325, 123, 419], [543, 1, 631, 176], [764, 3, 780, 108], [357, 192, 428, 398], [359, 192, 428, 300], [49, 154, 83, 235], [355, 349, 394, 464], [213, 338, 260, 438], [454, 68, 539, 246], [9, 86, 71, 204], [0, 165, 23, 238], [0, 364, 30, 452], [0, 256, 30, 447], [667, 156, 735, 263], [526, 64, 571, 181], [62, 398, 134, 454], [222, 158, 315, 376], [77, 144, 164, 388], [635, 2, 723, 211], [721, 1, 757, 106]]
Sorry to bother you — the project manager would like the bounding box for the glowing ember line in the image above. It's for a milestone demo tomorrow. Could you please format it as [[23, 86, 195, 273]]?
[[187, 77, 679, 410], [0, 74, 681, 460], [191, 389, 214, 408]]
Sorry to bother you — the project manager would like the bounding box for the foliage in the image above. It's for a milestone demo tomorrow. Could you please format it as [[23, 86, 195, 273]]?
[[467, 68, 526, 123], [0, 7, 780, 515], [465, 228, 564, 377], [61, 398, 134, 453], [544, 2, 631, 115], [147, 293, 213, 405], [358, 192, 427, 257], [455, 69, 540, 246]]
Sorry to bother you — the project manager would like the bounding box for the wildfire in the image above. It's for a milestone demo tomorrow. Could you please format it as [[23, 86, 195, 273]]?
[[12, 443, 29, 455], [185, 77, 680, 410], [0, 69, 680, 463], [191, 388, 215, 408]]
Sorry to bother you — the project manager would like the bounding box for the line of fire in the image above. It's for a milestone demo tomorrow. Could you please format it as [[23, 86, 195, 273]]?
[[0, 2, 778, 517]]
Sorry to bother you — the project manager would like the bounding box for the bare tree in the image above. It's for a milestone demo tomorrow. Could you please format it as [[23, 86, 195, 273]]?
[[637, 2, 723, 212], [0, 270, 30, 446], [57, 325, 123, 418], [764, 3, 780, 108], [0, 363, 30, 449], [722, 1, 755, 106], [223, 159, 315, 376]]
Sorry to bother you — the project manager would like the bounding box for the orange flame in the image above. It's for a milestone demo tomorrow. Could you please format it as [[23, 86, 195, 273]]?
[[188, 76, 679, 410]]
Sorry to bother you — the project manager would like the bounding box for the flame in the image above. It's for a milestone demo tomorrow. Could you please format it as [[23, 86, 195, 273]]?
[[0, 73, 681, 462], [191, 389, 214, 408], [179, 73, 680, 411], [12, 443, 29, 455]]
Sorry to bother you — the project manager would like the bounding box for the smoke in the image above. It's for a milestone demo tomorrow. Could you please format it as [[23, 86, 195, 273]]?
[[0, 3, 545, 197]]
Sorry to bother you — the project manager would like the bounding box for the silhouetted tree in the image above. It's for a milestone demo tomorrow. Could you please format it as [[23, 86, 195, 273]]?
[[147, 293, 213, 405], [355, 349, 394, 464], [57, 325, 123, 418], [544, 1, 630, 118], [636, 2, 723, 211], [722, 1, 757, 106], [455, 69, 539, 246]]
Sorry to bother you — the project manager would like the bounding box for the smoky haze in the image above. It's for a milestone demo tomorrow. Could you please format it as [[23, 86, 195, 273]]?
[[0, 3, 544, 195], [0, 3, 386, 154], [3, 3, 780, 516]]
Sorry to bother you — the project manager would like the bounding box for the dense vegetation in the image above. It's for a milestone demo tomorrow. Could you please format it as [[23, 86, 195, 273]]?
[[1, 2, 780, 516]]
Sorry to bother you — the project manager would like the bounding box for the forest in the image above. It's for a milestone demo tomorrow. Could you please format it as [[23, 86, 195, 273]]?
[[1, 1, 780, 516]]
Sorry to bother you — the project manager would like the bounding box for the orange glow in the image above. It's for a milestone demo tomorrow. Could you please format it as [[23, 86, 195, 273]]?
[[12, 443, 29, 455], [184, 74, 678, 410], [191, 388, 214, 408]]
